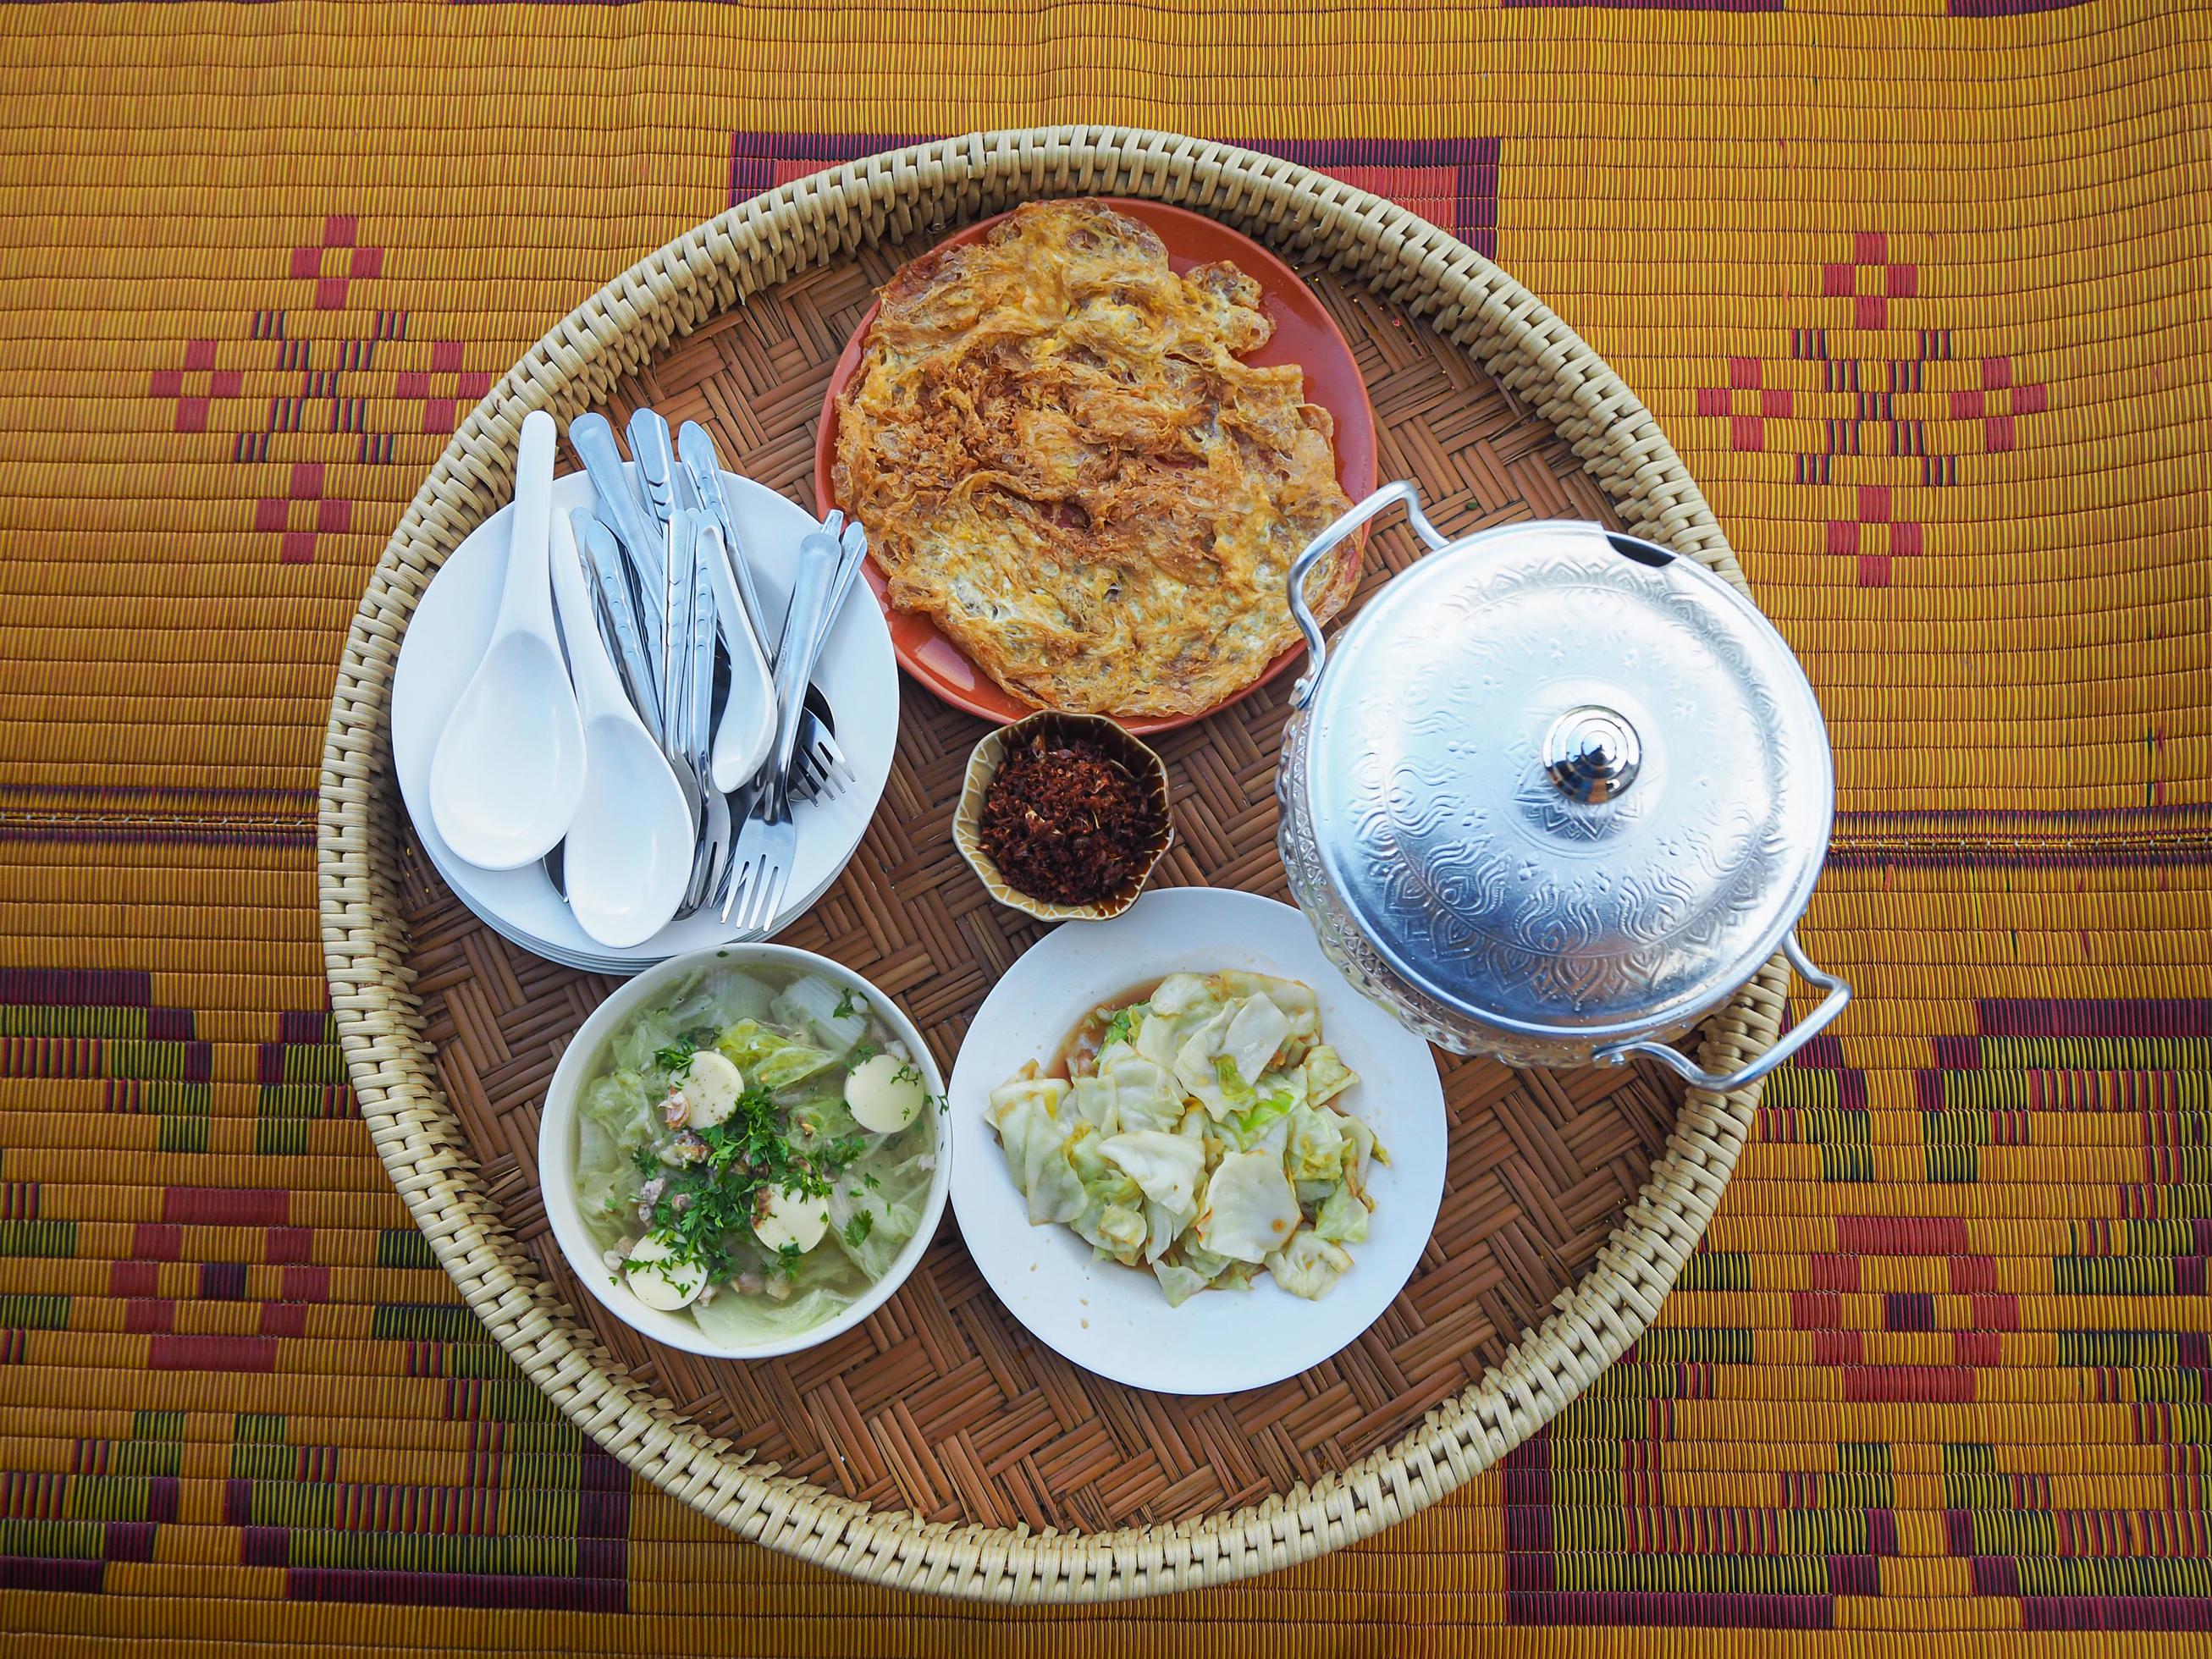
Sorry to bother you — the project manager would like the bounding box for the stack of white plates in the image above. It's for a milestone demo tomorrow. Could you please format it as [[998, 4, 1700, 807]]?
[[390, 466, 898, 974]]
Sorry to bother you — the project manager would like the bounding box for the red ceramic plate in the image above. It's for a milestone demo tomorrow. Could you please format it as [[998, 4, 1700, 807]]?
[[814, 198, 1378, 735]]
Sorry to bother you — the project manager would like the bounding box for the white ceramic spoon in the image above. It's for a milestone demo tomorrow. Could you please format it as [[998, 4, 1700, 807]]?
[[703, 521, 776, 791], [545, 507, 695, 949], [428, 411, 587, 869]]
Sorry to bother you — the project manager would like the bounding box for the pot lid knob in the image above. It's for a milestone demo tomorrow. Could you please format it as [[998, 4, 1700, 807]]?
[[1543, 705, 1641, 804]]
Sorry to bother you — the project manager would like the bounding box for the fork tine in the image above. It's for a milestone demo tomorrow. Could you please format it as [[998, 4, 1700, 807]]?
[[730, 849, 765, 929], [753, 868, 787, 934]]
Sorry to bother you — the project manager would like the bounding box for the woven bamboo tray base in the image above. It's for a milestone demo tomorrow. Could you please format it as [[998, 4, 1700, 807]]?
[[398, 235, 1686, 1530]]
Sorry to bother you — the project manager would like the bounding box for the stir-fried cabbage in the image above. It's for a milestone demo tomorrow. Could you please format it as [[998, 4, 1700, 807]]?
[[987, 971, 1382, 1303]]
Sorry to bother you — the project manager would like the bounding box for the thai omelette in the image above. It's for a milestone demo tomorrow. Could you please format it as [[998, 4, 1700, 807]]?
[[831, 198, 1356, 717]]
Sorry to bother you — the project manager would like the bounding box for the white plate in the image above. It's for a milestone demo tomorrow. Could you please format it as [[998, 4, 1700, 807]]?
[[946, 888, 1447, 1395], [392, 467, 897, 972]]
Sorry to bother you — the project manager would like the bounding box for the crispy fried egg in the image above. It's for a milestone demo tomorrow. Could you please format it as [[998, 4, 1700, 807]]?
[[832, 199, 1356, 717]]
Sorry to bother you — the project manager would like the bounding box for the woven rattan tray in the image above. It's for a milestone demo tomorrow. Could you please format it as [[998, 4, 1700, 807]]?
[[321, 130, 1788, 1601]]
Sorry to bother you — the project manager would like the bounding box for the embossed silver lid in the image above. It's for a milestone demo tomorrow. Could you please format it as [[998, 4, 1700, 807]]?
[[1299, 520, 1834, 1039]]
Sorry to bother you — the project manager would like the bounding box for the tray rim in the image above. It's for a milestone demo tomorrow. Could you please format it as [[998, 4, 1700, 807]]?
[[317, 126, 1785, 1604]]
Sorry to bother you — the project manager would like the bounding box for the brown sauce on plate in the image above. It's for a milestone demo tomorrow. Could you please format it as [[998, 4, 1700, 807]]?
[[1051, 978, 1165, 1080]]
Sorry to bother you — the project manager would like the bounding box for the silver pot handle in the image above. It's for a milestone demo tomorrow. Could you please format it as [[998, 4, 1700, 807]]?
[[1594, 934, 1851, 1094], [1288, 481, 1450, 709]]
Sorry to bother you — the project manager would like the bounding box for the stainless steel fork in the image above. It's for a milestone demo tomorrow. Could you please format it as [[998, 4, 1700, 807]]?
[[719, 527, 841, 933], [679, 421, 860, 800]]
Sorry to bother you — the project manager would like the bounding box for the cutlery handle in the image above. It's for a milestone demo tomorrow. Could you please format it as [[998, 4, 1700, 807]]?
[[823, 519, 870, 637], [766, 534, 840, 810], [689, 552, 718, 788], [549, 508, 627, 718], [574, 510, 662, 741], [664, 510, 698, 764], [566, 412, 669, 655], [629, 409, 677, 523], [676, 422, 773, 658], [497, 411, 558, 637]]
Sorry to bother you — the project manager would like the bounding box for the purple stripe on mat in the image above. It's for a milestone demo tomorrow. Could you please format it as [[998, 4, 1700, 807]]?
[[0, 782, 316, 802], [284, 1568, 626, 1612], [0, 1557, 104, 1593], [1836, 802, 2212, 829], [728, 132, 931, 204], [2020, 1597, 2212, 1631], [0, 820, 314, 850], [1505, 0, 1783, 9], [0, 969, 152, 1007], [727, 131, 1504, 252], [1507, 1590, 1835, 1628], [1826, 844, 2212, 871], [1978, 999, 2212, 1038]]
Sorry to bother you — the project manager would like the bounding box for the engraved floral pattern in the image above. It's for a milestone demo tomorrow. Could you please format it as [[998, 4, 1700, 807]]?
[[1283, 523, 1829, 1043]]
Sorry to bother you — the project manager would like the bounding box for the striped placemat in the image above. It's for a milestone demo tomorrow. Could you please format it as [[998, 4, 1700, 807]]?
[[0, 1, 2202, 1650]]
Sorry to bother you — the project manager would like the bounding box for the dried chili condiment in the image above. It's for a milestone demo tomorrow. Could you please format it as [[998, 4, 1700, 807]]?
[[978, 734, 1158, 906]]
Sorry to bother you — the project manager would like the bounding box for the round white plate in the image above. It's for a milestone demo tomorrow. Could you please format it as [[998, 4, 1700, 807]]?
[[946, 887, 1447, 1395], [392, 466, 898, 972]]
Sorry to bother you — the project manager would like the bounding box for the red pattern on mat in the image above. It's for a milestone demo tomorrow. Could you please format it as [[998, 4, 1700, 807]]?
[[146, 216, 495, 564], [1702, 233, 2050, 587]]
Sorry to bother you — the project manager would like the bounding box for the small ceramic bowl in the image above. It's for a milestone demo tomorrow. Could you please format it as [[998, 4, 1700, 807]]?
[[953, 712, 1174, 923], [537, 943, 949, 1360]]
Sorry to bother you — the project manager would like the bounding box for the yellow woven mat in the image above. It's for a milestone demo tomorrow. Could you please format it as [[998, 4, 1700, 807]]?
[[1, 1, 2205, 1651]]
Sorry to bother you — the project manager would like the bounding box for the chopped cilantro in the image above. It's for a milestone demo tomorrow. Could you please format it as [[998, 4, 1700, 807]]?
[[848, 1041, 879, 1068], [654, 1037, 698, 1076], [842, 1212, 874, 1248], [891, 1062, 924, 1088], [621, 1075, 880, 1285], [773, 1241, 803, 1280], [861, 1172, 880, 1191], [832, 987, 860, 1020]]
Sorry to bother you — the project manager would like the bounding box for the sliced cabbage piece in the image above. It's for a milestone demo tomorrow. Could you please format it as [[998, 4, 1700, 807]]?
[[1225, 1089, 1298, 1152], [1099, 1129, 1205, 1217], [1196, 1149, 1300, 1263], [1340, 1114, 1382, 1198], [1303, 1044, 1358, 1108], [1219, 994, 1292, 1096], [1259, 1066, 1308, 1112], [1314, 1182, 1371, 1245], [1286, 1105, 1348, 1183], [1266, 1231, 1354, 1300], [1024, 1146, 1086, 1226], [1148, 974, 1215, 1017], [770, 975, 868, 1056], [1142, 1199, 1183, 1264], [715, 1020, 838, 1092], [987, 1074, 1069, 1177], [1069, 1074, 1119, 1136], [1099, 1051, 1182, 1133], [1094, 1204, 1147, 1264], [1215, 971, 1319, 1039], [1172, 1007, 1236, 1118], [1152, 1259, 1211, 1307]]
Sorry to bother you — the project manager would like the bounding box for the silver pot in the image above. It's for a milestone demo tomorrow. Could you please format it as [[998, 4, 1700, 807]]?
[[1276, 481, 1850, 1092]]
